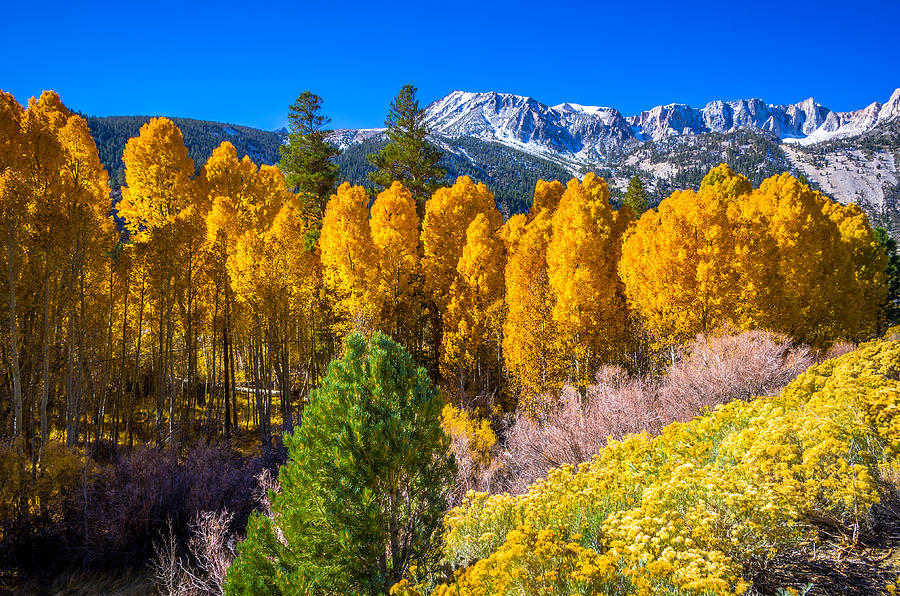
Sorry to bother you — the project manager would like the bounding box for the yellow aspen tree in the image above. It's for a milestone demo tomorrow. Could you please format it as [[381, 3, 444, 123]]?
[[422, 176, 501, 313], [118, 117, 196, 238], [265, 201, 324, 429], [0, 91, 27, 444], [202, 142, 287, 439], [728, 194, 783, 334], [529, 179, 565, 220], [56, 113, 116, 448], [746, 173, 845, 347], [699, 163, 753, 199], [21, 92, 69, 448], [441, 213, 505, 399], [319, 182, 378, 334], [118, 117, 196, 436], [696, 164, 772, 332], [369, 181, 420, 340], [547, 173, 629, 385], [499, 213, 528, 253], [503, 209, 563, 409], [619, 170, 739, 347], [822, 200, 886, 340]]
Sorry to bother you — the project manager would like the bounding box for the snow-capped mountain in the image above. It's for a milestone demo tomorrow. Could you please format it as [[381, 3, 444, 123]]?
[[332, 86, 900, 229], [421, 91, 635, 162], [420, 88, 900, 156]]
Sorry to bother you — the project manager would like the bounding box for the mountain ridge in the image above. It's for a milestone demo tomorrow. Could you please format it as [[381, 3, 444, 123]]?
[[418, 87, 900, 156], [82, 86, 900, 232]]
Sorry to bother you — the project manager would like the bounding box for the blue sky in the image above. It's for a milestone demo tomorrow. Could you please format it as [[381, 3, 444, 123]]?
[[2, 0, 898, 131]]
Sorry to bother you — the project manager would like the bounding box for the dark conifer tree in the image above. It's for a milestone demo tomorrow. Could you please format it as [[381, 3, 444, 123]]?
[[279, 91, 340, 247], [368, 84, 445, 218], [623, 175, 650, 217]]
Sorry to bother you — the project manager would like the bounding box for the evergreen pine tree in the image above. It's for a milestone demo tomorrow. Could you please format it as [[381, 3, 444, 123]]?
[[622, 175, 650, 217], [368, 84, 445, 218], [279, 91, 340, 248], [224, 332, 455, 595]]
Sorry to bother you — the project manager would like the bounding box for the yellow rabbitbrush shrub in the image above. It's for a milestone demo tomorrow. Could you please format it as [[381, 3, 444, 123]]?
[[426, 339, 900, 596]]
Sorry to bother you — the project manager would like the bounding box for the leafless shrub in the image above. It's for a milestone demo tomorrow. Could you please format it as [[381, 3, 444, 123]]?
[[497, 329, 816, 495], [252, 468, 287, 546], [152, 511, 236, 596], [187, 511, 236, 595], [501, 367, 660, 494], [824, 341, 856, 360], [252, 468, 280, 517], [152, 520, 187, 596], [659, 328, 814, 422]]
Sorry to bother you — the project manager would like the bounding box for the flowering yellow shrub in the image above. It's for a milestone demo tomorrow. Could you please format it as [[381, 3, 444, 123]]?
[[430, 339, 900, 595], [395, 526, 639, 596]]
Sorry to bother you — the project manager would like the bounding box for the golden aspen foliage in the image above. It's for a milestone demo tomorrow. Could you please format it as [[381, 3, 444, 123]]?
[[118, 117, 196, 240], [699, 163, 753, 199], [726, 192, 783, 333], [0, 91, 24, 171], [822, 200, 886, 339], [20, 92, 70, 247], [319, 182, 379, 334], [747, 173, 850, 347], [621, 165, 885, 350], [369, 181, 421, 338], [202, 142, 287, 246], [503, 209, 563, 407], [248, 164, 292, 234], [55, 113, 118, 313], [529, 179, 565, 220], [202, 142, 260, 232], [498, 213, 527, 254], [547, 173, 630, 384], [421, 176, 502, 313], [620, 170, 741, 347], [441, 213, 505, 395], [58, 115, 111, 216], [266, 202, 322, 314]]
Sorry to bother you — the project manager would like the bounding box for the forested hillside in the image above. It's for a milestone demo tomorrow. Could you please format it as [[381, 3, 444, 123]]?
[[85, 115, 284, 187]]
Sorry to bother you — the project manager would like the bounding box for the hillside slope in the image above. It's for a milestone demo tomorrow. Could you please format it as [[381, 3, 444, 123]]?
[[84, 115, 283, 187]]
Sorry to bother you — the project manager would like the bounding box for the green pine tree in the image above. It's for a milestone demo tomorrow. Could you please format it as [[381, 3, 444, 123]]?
[[875, 227, 900, 327], [279, 91, 340, 248], [622, 175, 650, 217], [368, 84, 445, 217], [224, 332, 455, 595]]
